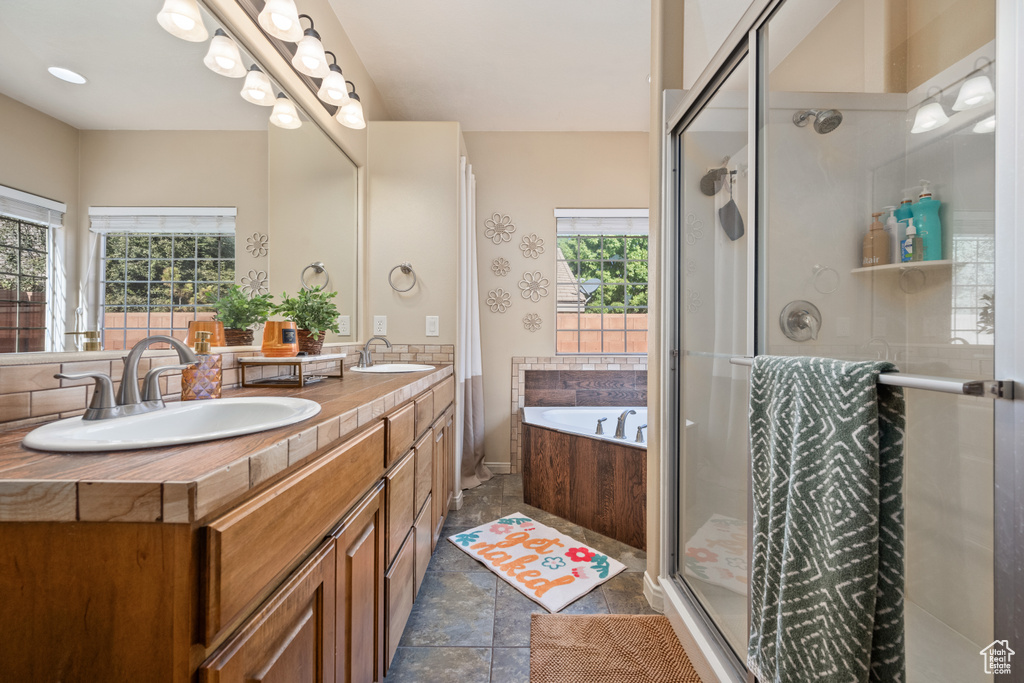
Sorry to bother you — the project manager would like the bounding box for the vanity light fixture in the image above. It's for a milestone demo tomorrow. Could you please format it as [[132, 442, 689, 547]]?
[[258, 0, 303, 42], [973, 115, 995, 134], [316, 52, 350, 106], [240, 65, 275, 105], [910, 99, 949, 135], [270, 93, 302, 129], [336, 82, 365, 129], [47, 66, 87, 85], [203, 29, 246, 78], [291, 16, 329, 78], [157, 0, 208, 42], [953, 74, 995, 111]]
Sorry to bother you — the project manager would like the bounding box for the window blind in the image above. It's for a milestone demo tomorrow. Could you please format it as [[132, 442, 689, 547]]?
[[555, 215, 649, 236], [88, 207, 237, 234], [0, 184, 66, 228]]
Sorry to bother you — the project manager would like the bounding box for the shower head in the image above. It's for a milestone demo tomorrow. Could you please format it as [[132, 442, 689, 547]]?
[[792, 108, 843, 134]]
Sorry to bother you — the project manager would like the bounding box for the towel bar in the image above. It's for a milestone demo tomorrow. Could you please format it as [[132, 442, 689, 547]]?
[[728, 356, 1014, 399]]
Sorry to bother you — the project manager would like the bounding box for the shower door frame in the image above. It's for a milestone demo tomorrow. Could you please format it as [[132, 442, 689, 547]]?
[[658, 0, 1024, 679]]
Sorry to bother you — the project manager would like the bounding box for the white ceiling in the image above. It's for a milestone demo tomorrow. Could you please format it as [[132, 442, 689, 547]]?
[[0, 0, 273, 130], [327, 0, 652, 132]]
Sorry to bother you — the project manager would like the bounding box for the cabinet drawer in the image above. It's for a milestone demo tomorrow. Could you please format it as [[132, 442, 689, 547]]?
[[200, 539, 336, 683], [385, 402, 416, 467], [432, 377, 455, 420], [204, 422, 385, 646], [385, 451, 415, 567], [414, 392, 433, 439], [385, 531, 415, 671], [413, 431, 432, 515], [413, 495, 432, 599]]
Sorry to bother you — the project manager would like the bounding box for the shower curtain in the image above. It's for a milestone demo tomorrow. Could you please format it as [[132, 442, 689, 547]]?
[[458, 156, 490, 489]]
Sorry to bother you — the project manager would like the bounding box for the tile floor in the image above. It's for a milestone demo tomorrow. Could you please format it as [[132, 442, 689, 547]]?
[[383, 473, 658, 683]]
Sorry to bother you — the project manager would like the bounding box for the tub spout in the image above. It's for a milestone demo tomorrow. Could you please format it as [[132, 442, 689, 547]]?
[[614, 409, 636, 439]]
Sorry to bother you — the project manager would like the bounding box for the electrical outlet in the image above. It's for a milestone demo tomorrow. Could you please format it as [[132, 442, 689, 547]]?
[[426, 315, 439, 337], [373, 316, 387, 335], [338, 315, 351, 336]]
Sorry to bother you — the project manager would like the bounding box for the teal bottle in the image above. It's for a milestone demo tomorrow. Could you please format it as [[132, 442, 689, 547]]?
[[911, 180, 942, 261], [894, 191, 914, 224]]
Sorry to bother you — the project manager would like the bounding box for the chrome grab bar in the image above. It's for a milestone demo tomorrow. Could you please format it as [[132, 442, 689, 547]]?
[[728, 356, 1014, 400]]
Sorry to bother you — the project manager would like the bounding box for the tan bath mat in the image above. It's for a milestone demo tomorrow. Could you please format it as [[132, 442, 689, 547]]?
[[530, 614, 703, 683]]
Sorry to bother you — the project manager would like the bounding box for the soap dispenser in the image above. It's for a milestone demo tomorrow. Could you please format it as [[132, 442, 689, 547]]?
[[182, 330, 222, 400], [862, 212, 891, 267], [901, 218, 923, 263], [883, 206, 902, 264], [911, 180, 942, 261], [894, 190, 914, 225]]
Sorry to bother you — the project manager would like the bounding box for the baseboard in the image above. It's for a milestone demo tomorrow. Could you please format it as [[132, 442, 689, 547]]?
[[484, 461, 512, 474], [643, 571, 665, 613], [451, 490, 464, 510]]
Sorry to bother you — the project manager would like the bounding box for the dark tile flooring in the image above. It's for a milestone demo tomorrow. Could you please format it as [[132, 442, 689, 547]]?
[[383, 473, 658, 683]]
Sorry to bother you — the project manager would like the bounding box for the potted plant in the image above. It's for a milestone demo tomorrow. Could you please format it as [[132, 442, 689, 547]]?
[[211, 285, 274, 346], [274, 287, 340, 355]]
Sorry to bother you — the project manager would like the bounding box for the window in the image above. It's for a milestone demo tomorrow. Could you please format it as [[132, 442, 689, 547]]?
[[951, 212, 995, 345], [0, 185, 65, 354], [554, 210, 649, 354], [91, 208, 236, 351]]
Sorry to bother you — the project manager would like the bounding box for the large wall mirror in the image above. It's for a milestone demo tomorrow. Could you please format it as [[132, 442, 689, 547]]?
[[0, 0, 358, 355]]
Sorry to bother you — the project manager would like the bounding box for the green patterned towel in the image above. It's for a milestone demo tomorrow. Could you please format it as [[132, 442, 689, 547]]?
[[748, 356, 905, 683]]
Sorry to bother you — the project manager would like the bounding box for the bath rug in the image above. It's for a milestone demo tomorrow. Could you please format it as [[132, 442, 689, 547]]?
[[448, 512, 626, 612], [748, 356, 905, 683], [530, 614, 703, 682], [683, 514, 747, 596]]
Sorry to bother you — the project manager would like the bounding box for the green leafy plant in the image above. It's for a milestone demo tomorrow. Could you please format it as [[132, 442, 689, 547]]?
[[274, 287, 340, 337], [978, 292, 994, 335], [211, 285, 274, 330]]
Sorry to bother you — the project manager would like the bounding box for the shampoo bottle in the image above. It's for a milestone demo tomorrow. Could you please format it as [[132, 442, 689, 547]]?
[[182, 330, 222, 400], [901, 218, 923, 263], [911, 180, 942, 261], [862, 212, 891, 267], [894, 190, 914, 225], [883, 206, 902, 264]]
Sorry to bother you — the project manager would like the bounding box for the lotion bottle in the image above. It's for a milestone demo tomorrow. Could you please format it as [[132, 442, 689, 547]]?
[[182, 330, 222, 400], [901, 218, 923, 263], [862, 212, 891, 267], [883, 206, 902, 264]]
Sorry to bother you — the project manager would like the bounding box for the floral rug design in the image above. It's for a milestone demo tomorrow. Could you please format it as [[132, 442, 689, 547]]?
[[683, 513, 748, 596], [449, 512, 626, 612]]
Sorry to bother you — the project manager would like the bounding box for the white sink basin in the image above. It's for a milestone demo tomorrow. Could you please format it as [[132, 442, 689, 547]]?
[[22, 397, 322, 453], [350, 364, 435, 374]]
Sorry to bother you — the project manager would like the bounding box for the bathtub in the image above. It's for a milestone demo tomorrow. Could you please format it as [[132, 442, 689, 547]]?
[[521, 406, 649, 448]]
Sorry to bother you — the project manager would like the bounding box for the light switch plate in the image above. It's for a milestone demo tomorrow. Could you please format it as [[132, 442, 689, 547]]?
[[338, 315, 351, 336], [373, 316, 387, 335], [426, 315, 439, 337]]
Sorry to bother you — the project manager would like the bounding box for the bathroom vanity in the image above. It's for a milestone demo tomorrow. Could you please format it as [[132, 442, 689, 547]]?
[[0, 367, 456, 683]]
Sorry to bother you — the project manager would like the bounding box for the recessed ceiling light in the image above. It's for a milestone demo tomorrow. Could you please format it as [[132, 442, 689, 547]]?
[[48, 67, 87, 85]]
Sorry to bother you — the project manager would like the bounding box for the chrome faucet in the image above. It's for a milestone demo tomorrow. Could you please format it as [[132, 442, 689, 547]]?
[[635, 424, 647, 443], [55, 335, 198, 421], [614, 409, 636, 439], [358, 335, 391, 368], [595, 417, 607, 435]]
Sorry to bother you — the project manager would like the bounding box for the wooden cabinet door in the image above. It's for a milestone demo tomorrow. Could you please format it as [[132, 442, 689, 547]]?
[[431, 421, 446, 549], [200, 540, 336, 683], [385, 451, 415, 566], [413, 494, 433, 598], [444, 410, 455, 512], [333, 483, 385, 683], [384, 532, 415, 672]]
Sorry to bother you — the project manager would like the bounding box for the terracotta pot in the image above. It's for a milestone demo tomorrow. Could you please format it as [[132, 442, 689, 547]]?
[[185, 320, 225, 347], [223, 328, 254, 346], [296, 329, 326, 356], [261, 321, 298, 357]]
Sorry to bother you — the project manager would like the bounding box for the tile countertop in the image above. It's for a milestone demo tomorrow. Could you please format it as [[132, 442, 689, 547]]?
[[0, 365, 452, 525]]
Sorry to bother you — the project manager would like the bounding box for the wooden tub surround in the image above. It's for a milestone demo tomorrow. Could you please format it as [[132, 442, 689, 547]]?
[[521, 420, 646, 551], [0, 366, 457, 683]]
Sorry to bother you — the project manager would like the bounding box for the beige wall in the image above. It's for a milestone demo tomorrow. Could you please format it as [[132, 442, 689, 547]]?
[[366, 121, 462, 345], [463, 132, 649, 472]]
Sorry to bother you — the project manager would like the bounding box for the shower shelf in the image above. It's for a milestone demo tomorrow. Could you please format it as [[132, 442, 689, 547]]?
[[850, 260, 952, 274]]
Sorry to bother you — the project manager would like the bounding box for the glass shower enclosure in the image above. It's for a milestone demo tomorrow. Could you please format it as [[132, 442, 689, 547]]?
[[667, 0, 1019, 681]]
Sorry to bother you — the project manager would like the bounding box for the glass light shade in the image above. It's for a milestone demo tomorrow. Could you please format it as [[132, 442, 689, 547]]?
[[952, 75, 995, 111], [157, 0, 208, 42], [240, 65, 274, 106], [270, 94, 302, 129], [317, 65, 350, 106], [203, 30, 246, 78], [910, 102, 949, 134], [336, 94, 365, 130], [292, 30, 329, 78], [973, 115, 995, 134], [257, 0, 302, 42]]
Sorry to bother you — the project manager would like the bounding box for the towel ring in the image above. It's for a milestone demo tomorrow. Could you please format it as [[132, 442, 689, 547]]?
[[301, 261, 330, 290], [389, 262, 417, 293]]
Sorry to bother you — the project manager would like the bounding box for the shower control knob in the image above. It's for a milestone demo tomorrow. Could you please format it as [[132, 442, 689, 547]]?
[[595, 417, 607, 435]]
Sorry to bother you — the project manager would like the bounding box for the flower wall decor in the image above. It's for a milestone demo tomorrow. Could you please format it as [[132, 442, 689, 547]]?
[[491, 258, 511, 276], [523, 313, 542, 332], [245, 232, 269, 257], [486, 288, 512, 313], [484, 213, 516, 244], [518, 271, 550, 302], [519, 233, 544, 259], [240, 269, 269, 297]]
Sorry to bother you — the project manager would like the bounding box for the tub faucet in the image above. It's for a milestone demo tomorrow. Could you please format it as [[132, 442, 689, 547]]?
[[635, 424, 647, 443], [614, 409, 636, 439], [358, 335, 391, 368], [595, 417, 607, 435]]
